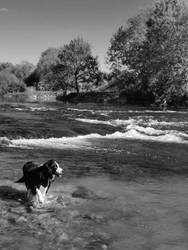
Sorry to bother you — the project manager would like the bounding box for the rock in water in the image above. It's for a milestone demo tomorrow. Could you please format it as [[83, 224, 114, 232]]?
[[0, 137, 12, 146], [72, 186, 98, 199]]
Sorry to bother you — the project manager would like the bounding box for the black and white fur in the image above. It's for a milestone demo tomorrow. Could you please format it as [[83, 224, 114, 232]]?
[[16, 159, 63, 206]]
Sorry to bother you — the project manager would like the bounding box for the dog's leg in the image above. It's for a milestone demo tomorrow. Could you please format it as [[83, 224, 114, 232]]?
[[46, 181, 51, 195], [26, 189, 32, 201], [26, 188, 38, 207], [42, 181, 52, 203], [36, 188, 44, 204], [42, 187, 48, 201]]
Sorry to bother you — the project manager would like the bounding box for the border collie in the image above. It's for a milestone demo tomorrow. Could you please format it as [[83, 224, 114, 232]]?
[[16, 159, 63, 207]]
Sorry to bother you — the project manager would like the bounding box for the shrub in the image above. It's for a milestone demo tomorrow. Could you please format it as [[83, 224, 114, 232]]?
[[0, 70, 26, 95]]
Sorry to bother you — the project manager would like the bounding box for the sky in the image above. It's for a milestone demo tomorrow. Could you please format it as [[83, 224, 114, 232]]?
[[0, 0, 156, 71]]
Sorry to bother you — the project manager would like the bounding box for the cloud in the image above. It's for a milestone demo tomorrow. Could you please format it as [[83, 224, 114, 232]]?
[[0, 8, 8, 12]]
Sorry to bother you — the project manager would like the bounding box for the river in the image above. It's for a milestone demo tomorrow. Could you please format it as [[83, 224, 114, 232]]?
[[0, 101, 188, 250]]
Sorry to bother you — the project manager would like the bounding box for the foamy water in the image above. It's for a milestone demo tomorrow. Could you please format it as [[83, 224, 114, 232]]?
[[1, 104, 188, 150], [11, 135, 94, 149], [68, 107, 188, 115], [1, 123, 187, 151], [76, 117, 188, 128], [15, 106, 57, 112]]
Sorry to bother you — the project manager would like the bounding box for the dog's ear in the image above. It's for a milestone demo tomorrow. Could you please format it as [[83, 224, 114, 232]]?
[[42, 161, 53, 179], [43, 166, 53, 179], [47, 159, 55, 165], [46, 159, 56, 169]]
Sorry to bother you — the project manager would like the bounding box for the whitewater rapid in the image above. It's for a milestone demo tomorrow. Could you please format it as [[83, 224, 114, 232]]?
[[1, 124, 188, 150], [68, 107, 188, 115], [1, 106, 188, 150], [75, 118, 188, 127]]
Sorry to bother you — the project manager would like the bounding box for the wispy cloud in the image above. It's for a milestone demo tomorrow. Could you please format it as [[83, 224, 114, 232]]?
[[0, 8, 8, 12]]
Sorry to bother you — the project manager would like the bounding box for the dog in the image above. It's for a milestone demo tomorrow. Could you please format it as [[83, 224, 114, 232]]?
[[16, 159, 63, 207]]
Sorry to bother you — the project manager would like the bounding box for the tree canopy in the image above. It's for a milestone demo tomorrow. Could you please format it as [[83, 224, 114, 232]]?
[[14, 61, 35, 82], [107, 0, 188, 106], [34, 39, 101, 93], [37, 48, 60, 78], [0, 62, 33, 95], [0, 70, 26, 95], [57, 38, 101, 93]]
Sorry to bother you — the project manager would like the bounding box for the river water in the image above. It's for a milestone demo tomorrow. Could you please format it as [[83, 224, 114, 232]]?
[[0, 101, 188, 250]]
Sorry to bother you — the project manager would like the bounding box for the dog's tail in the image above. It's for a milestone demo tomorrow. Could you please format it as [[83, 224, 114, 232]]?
[[15, 176, 25, 183]]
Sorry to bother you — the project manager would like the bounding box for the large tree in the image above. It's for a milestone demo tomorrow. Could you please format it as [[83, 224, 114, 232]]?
[[14, 61, 35, 82], [142, 0, 188, 105], [57, 38, 101, 93], [107, 0, 188, 106], [107, 10, 150, 73], [36, 47, 60, 90], [37, 47, 60, 77]]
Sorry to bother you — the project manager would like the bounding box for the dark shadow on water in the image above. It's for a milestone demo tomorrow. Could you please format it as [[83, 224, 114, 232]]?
[[0, 185, 64, 213], [0, 186, 25, 203]]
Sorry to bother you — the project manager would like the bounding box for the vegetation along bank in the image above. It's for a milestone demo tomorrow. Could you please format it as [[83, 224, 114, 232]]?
[[1, 0, 188, 108]]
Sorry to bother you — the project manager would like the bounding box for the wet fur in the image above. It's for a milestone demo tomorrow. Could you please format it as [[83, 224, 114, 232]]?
[[16, 159, 63, 207]]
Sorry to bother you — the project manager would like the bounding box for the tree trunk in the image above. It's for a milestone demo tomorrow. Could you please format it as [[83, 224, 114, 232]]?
[[75, 74, 79, 93]]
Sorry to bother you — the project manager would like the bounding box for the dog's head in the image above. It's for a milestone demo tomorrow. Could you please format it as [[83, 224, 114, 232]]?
[[42, 159, 64, 180]]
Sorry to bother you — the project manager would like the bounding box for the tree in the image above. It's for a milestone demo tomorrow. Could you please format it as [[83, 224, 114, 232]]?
[[141, 0, 188, 105], [14, 61, 35, 82], [50, 64, 71, 94], [0, 61, 35, 88], [107, 10, 150, 72], [36, 47, 60, 89], [37, 48, 60, 78], [24, 69, 40, 87], [0, 62, 15, 73], [57, 38, 101, 93], [0, 70, 26, 95], [107, 0, 188, 106]]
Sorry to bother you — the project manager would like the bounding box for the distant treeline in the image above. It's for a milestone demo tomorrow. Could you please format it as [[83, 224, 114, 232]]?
[[0, 61, 34, 95], [1, 0, 188, 107]]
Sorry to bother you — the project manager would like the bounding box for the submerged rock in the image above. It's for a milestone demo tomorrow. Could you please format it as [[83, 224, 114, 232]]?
[[73, 237, 85, 248], [17, 216, 27, 224], [7, 215, 17, 224], [0, 137, 12, 146], [102, 244, 108, 250], [72, 186, 98, 200], [0, 218, 9, 228], [69, 210, 80, 219], [83, 213, 105, 223], [85, 240, 109, 250], [58, 232, 69, 242]]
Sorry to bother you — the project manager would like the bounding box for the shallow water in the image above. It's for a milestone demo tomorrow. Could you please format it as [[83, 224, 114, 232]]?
[[0, 101, 188, 250]]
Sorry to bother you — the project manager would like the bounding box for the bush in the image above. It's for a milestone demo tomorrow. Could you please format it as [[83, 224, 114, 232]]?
[[0, 70, 26, 95]]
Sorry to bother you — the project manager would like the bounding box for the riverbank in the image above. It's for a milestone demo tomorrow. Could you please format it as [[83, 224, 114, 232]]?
[[1, 88, 188, 109], [56, 91, 123, 104], [1, 87, 57, 102]]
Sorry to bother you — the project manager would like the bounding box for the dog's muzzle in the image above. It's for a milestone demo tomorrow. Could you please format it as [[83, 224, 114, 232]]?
[[55, 162, 64, 177]]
